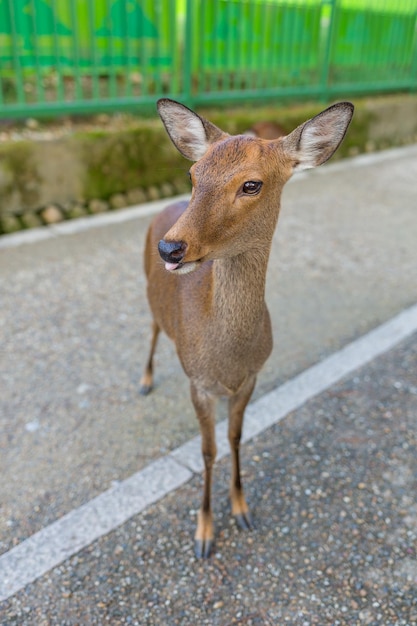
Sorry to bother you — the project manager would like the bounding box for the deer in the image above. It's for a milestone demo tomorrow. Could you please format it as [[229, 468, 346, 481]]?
[[140, 98, 354, 558], [245, 120, 286, 140]]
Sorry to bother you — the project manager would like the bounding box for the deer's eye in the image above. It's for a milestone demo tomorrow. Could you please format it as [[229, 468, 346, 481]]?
[[242, 181, 262, 195]]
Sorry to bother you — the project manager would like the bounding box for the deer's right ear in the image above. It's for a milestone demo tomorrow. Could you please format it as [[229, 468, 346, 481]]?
[[282, 102, 354, 172], [157, 99, 227, 161]]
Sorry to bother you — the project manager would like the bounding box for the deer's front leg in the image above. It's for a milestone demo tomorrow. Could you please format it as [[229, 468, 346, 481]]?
[[228, 375, 256, 531], [190, 383, 217, 558]]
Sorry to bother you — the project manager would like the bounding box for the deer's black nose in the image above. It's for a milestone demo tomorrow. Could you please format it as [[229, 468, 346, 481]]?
[[158, 240, 187, 263]]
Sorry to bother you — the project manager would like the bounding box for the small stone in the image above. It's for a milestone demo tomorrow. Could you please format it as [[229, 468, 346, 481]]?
[[1, 214, 21, 233], [127, 188, 147, 205], [213, 601, 224, 609], [25, 420, 40, 432], [109, 193, 127, 209], [359, 609, 372, 623], [348, 146, 360, 157], [160, 182, 175, 198], [89, 199, 108, 214], [173, 178, 191, 194], [21, 212, 42, 229], [147, 185, 160, 201], [41, 205, 63, 224], [357, 482, 366, 489], [67, 204, 87, 219], [76, 383, 90, 394], [25, 117, 39, 130]]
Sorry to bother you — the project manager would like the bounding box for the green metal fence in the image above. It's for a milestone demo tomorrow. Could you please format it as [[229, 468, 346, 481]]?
[[0, 0, 416, 118]]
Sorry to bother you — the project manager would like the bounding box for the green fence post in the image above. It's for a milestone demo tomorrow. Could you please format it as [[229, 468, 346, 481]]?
[[8, 0, 26, 107], [183, 0, 194, 107], [412, 10, 417, 92], [320, 0, 336, 102]]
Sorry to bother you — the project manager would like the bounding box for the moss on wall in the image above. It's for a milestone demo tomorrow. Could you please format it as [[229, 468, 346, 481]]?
[[77, 126, 189, 200], [0, 141, 41, 214]]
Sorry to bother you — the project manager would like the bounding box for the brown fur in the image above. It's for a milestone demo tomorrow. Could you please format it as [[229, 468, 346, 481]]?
[[247, 120, 286, 139]]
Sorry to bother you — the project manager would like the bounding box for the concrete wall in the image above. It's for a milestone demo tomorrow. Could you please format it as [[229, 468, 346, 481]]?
[[1, 94, 416, 234]]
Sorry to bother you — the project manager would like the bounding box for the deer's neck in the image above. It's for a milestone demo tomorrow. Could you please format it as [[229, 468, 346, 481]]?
[[211, 247, 270, 334]]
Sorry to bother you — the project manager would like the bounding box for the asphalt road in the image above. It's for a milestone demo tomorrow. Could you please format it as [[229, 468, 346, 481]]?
[[1, 145, 417, 624], [2, 332, 417, 625]]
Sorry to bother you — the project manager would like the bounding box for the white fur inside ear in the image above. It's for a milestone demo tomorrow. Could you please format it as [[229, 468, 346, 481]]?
[[292, 104, 353, 171], [183, 115, 210, 160], [163, 107, 209, 161], [295, 124, 331, 171]]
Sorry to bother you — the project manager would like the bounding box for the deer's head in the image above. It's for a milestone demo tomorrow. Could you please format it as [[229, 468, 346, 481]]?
[[157, 99, 354, 274]]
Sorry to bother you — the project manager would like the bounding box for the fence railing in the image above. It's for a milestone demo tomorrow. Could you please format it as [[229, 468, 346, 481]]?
[[0, 0, 416, 118]]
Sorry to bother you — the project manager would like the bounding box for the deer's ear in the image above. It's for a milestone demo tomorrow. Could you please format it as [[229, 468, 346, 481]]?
[[157, 99, 227, 161], [282, 102, 354, 171]]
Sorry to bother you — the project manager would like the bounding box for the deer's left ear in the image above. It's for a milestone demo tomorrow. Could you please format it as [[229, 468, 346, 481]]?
[[157, 98, 228, 161], [282, 102, 354, 171]]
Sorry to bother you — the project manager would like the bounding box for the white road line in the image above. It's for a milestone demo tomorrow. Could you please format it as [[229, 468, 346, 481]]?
[[1, 144, 417, 250], [1, 302, 417, 602], [171, 303, 417, 472], [0, 457, 192, 602]]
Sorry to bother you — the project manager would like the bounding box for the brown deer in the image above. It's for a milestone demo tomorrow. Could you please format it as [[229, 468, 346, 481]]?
[[140, 99, 354, 558], [245, 120, 286, 140]]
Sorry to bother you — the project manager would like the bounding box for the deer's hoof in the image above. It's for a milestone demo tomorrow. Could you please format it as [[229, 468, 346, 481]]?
[[194, 538, 213, 559], [139, 383, 153, 396], [234, 511, 254, 531]]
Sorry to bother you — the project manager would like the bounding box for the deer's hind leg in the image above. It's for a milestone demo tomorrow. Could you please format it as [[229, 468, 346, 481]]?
[[139, 320, 160, 395], [228, 375, 256, 531]]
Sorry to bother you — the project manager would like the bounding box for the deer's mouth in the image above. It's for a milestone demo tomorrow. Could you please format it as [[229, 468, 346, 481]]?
[[164, 260, 200, 275]]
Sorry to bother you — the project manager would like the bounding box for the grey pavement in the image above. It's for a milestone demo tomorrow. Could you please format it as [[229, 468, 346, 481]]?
[[0, 145, 417, 623], [1, 332, 417, 625]]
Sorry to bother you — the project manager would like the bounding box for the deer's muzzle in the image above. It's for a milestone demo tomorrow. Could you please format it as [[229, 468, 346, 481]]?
[[158, 239, 199, 273], [158, 239, 186, 263]]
